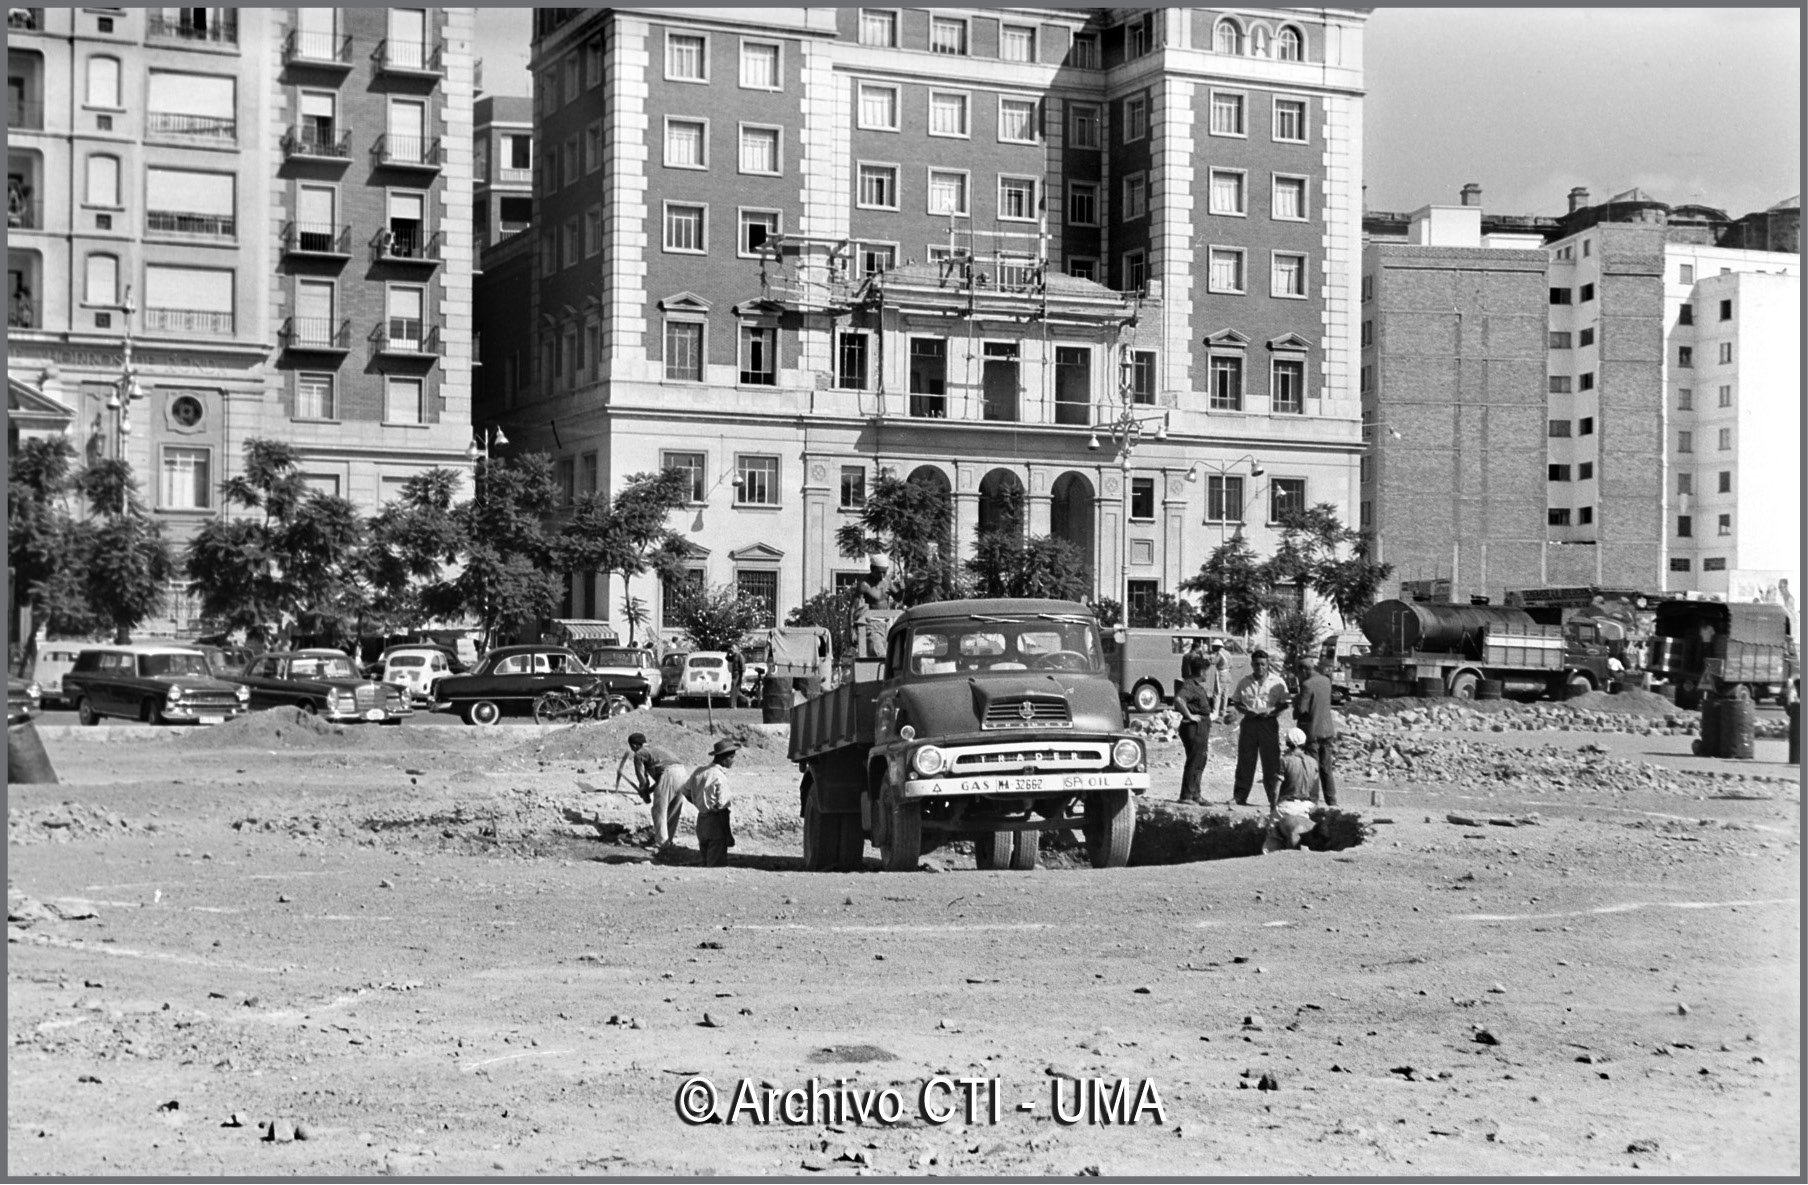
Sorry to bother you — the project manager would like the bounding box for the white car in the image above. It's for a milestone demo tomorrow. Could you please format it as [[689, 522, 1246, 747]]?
[[679, 651, 734, 704], [28, 644, 85, 708], [381, 646, 458, 704]]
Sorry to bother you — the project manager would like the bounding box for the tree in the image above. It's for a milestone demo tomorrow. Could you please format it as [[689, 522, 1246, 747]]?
[[420, 452, 561, 650], [1146, 592, 1201, 629], [7, 437, 97, 652], [669, 581, 771, 652], [786, 586, 863, 664], [363, 467, 465, 634], [1265, 503, 1393, 627], [1267, 603, 1330, 673], [555, 467, 693, 615], [1180, 535, 1272, 636], [966, 531, 1093, 601], [75, 458, 175, 643], [619, 593, 649, 646], [835, 473, 957, 606]]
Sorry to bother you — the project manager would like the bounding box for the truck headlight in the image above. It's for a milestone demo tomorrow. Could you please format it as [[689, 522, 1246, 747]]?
[[911, 745, 947, 776], [1111, 739, 1144, 770], [235, 684, 250, 702]]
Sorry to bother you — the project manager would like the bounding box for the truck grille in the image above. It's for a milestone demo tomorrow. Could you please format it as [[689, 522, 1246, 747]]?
[[948, 741, 1109, 775], [980, 698, 1072, 729]]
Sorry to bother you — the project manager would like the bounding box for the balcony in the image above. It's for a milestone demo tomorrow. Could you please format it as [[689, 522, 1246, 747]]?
[[147, 12, 238, 45], [281, 317, 351, 353], [497, 166, 533, 186], [374, 321, 441, 358], [372, 228, 440, 266], [147, 210, 236, 241], [281, 125, 352, 162], [373, 135, 441, 173], [9, 296, 37, 329], [8, 101, 44, 132], [145, 307, 235, 336], [147, 112, 237, 143], [8, 9, 44, 31], [374, 39, 444, 77], [284, 29, 353, 68], [282, 221, 351, 258]]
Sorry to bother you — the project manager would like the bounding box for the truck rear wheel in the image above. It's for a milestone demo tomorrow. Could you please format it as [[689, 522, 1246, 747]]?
[[802, 785, 831, 872], [832, 813, 865, 871], [880, 799, 922, 871], [1566, 673, 1594, 699], [1447, 671, 1479, 701], [1085, 791, 1134, 869], [974, 830, 1015, 870]]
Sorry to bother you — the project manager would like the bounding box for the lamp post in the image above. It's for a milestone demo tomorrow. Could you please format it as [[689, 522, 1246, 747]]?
[[1088, 362, 1169, 629], [1185, 454, 1266, 631], [108, 288, 143, 515], [466, 425, 509, 502]]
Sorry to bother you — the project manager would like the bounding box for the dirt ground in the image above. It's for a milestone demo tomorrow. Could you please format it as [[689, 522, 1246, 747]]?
[[6, 705, 1801, 1177]]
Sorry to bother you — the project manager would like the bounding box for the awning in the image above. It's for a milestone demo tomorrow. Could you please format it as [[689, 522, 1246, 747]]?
[[549, 620, 619, 641]]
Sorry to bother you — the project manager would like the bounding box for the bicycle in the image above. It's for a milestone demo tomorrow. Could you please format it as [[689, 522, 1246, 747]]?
[[532, 680, 634, 726]]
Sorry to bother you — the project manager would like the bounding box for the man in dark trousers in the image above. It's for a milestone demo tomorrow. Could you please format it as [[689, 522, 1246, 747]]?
[[617, 731, 690, 850], [1229, 649, 1290, 807], [1291, 654, 1339, 806], [1173, 654, 1221, 805]]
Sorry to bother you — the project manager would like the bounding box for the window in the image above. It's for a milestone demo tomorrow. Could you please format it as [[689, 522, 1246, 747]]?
[[161, 446, 210, 509], [1718, 298, 1733, 322], [1209, 169, 1245, 215], [586, 206, 603, 257], [1272, 175, 1306, 220], [147, 70, 236, 140], [1677, 388, 1693, 409], [83, 254, 118, 305], [384, 376, 424, 424], [1362, 275, 1374, 304], [1214, 18, 1244, 54], [293, 278, 335, 347], [1677, 515, 1693, 538], [87, 55, 120, 107], [1067, 181, 1098, 227], [1678, 303, 1693, 325], [563, 217, 578, 267], [385, 285, 426, 351], [859, 9, 897, 48], [1123, 95, 1147, 141], [665, 118, 706, 168], [85, 155, 119, 207], [736, 569, 779, 619], [1070, 33, 1100, 69], [908, 339, 946, 417], [1718, 384, 1732, 408], [1581, 239, 1591, 257], [1547, 509, 1571, 527], [585, 121, 602, 173], [1578, 372, 1595, 391], [1717, 513, 1731, 536], [662, 567, 705, 624], [1209, 247, 1245, 293], [837, 332, 870, 389], [930, 17, 967, 55], [739, 209, 779, 256], [1209, 91, 1244, 136], [1129, 477, 1155, 520], [1678, 472, 1693, 495], [1054, 347, 1090, 424], [663, 451, 707, 503], [857, 163, 898, 209], [1272, 358, 1305, 413], [664, 319, 703, 381], [506, 133, 532, 171], [927, 169, 968, 217], [1579, 282, 1595, 302], [663, 203, 706, 253], [564, 52, 580, 103], [857, 242, 896, 278], [1678, 430, 1693, 453], [1678, 346, 1693, 368], [587, 37, 603, 86], [740, 40, 779, 90], [1361, 320, 1373, 347], [1206, 475, 1245, 523], [1070, 103, 1101, 149], [739, 324, 776, 385], [1273, 97, 1306, 142], [1717, 427, 1732, 451], [1271, 252, 1307, 298], [1549, 331, 1571, 349], [1127, 351, 1156, 405], [296, 373, 335, 419], [857, 83, 898, 131], [1122, 172, 1147, 220], [1001, 25, 1035, 61], [1548, 464, 1571, 482], [1679, 263, 1695, 284], [1209, 355, 1243, 410], [1718, 342, 1733, 365], [1576, 327, 1595, 348], [387, 98, 428, 164], [556, 457, 576, 505], [1549, 287, 1571, 305], [929, 91, 968, 138], [1670, 558, 1692, 573], [1125, 13, 1152, 58], [1703, 557, 1728, 572], [1718, 470, 1732, 494], [1269, 478, 1305, 523], [1548, 420, 1572, 438], [739, 124, 780, 174], [839, 466, 867, 510], [1579, 462, 1594, 480], [1121, 249, 1146, 294], [1276, 25, 1302, 60], [666, 32, 706, 81], [1579, 416, 1594, 436], [998, 97, 1038, 143], [999, 176, 1036, 221], [1067, 257, 1098, 282]]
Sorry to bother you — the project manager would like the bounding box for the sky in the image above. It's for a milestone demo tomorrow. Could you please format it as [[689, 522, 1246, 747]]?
[[471, 6, 1802, 221]]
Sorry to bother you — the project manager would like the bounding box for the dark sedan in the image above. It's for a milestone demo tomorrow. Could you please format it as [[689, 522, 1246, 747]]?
[[432, 644, 602, 726], [231, 651, 413, 724]]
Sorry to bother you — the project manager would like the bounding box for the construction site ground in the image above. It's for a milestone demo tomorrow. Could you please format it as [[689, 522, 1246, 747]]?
[[6, 700, 1800, 1177]]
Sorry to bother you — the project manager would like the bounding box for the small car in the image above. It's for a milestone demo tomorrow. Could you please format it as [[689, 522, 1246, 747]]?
[[380, 645, 463, 704], [231, 651, 413, 723], [678, 651, 734, 704], [27, 644, 85, 708], [658, 651, 688, 702], [8, 675, 42, 725], [62, 644, 251, 725], [432, 644, 602, 726], [572, 645, 657, 707]]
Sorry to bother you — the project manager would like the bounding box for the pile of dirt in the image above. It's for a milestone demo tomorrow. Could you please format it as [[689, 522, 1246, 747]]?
[[1343, 698, 1699, 738], [9, 801, 152, 845], [1126, 800, 1372, 864], [1565, 687, 1685, 716], [176, 707, 463, 752], [505, 714, 790, 770]]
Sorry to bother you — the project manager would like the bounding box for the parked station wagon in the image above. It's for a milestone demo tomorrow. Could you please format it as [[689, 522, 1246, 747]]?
[[62, 644, 250, 726]]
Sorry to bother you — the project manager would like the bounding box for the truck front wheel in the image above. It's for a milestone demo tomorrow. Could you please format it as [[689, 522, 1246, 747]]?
[[974, 830, 1015, 870], [881, 800, 922, 871], [1010, 831, 1039, 870], [1084, 791, 1135, 869]]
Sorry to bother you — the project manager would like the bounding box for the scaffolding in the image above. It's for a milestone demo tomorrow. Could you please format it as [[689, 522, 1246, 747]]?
[[753, 233, 855, 315]]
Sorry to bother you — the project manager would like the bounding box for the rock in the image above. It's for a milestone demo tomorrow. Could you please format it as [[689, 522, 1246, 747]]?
[[700, 1012, 722, 1028], [272, 1119, 296, 1143], [1488, 983, 1507, 994], [294, 1122, 313, 1141], [1677, 1003, 1690, 1016], [1472, 1028, 1500, 1046], [1627, 1138, 1661, 1154], [277, 894, 292, 903], [1256, 1072, 1279, 1091], [378, 879, 395, 889]]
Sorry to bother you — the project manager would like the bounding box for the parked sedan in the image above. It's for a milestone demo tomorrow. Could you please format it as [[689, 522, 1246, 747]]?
[[8, 676, 41, 725], [432, 644, 602, 726], [678, 651, 735, 705], [231, 652, 413, 723], [379, 646, 464, 705], [63, 644, 251, 725]]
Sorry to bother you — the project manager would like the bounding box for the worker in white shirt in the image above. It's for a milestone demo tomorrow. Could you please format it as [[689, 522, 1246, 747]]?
[[682, 737, 739, 867], [1229, 649, 1291, 807]]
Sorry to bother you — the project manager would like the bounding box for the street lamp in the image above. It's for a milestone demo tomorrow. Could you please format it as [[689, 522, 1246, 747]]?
[[1088, 360, 1169, 629], [108, 288, 143, 515], [466, 424, 509, 464], [1186, 454, 1266, 631]]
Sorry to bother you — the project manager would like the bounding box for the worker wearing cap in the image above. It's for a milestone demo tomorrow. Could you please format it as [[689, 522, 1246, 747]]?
[[682, 737, 740, 867], [1263, 728, 1321, 853], [1229, 649, 1290, 807], [854, 555, 898, 659], [1291, 655, 1339, 806], [617, 732, 689, 849]]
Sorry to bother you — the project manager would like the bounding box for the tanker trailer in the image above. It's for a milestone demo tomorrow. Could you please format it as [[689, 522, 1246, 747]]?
[[1349, 600, 1613, 701]]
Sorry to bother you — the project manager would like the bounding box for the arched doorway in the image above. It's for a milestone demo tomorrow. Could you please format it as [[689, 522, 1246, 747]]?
[[1050, 471, 1097, 594], [976, 468, 1024, 539], [902, 463, 954, 564]]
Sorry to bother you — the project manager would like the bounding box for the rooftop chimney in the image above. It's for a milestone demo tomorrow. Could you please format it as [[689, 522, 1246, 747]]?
[[1459, 183, 1482, 208], [1568, 187, 1590, 214]]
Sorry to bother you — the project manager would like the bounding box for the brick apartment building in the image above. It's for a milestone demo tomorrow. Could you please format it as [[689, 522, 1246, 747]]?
[[6, 6, 475, 635], [1361, 187, 1800, 605], [475, 6, 1371, 642]]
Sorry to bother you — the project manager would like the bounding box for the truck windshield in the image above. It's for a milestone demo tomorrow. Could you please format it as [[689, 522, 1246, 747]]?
[[904, 618, 1103, 676]]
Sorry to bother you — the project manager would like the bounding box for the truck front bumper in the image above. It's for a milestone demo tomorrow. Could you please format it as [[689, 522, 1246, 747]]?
[[903, 770, 1149, 800]]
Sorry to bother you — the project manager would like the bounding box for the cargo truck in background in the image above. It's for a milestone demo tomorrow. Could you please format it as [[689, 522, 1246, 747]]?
[[1349, 599, 1616, 701], [787, 599, 1148, 873], [1646, 600, 1796, 708]]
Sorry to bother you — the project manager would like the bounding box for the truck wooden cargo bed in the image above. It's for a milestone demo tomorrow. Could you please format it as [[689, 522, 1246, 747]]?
[[788, 682, 882, 763]]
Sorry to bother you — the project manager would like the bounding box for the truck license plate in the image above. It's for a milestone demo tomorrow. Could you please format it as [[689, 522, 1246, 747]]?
[[906, 771, 1148, 799]]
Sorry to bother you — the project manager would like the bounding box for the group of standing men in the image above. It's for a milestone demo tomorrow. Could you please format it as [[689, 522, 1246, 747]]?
[[616, 732, 740, 866], [1170, 643, 1338, 817]]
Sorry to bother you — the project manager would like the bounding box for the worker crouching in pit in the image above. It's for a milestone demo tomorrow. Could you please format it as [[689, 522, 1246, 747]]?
[[1263, 728, 1321, 854]]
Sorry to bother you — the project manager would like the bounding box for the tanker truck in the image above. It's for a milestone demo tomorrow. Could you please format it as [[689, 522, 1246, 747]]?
[[1348, 599, 1616, 701]]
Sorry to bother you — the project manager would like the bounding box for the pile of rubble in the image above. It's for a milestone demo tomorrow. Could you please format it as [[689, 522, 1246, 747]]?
[[8, 802, 151, 845], [1342, 699, 1701, 740], [1335, 734, 1794, 799]]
